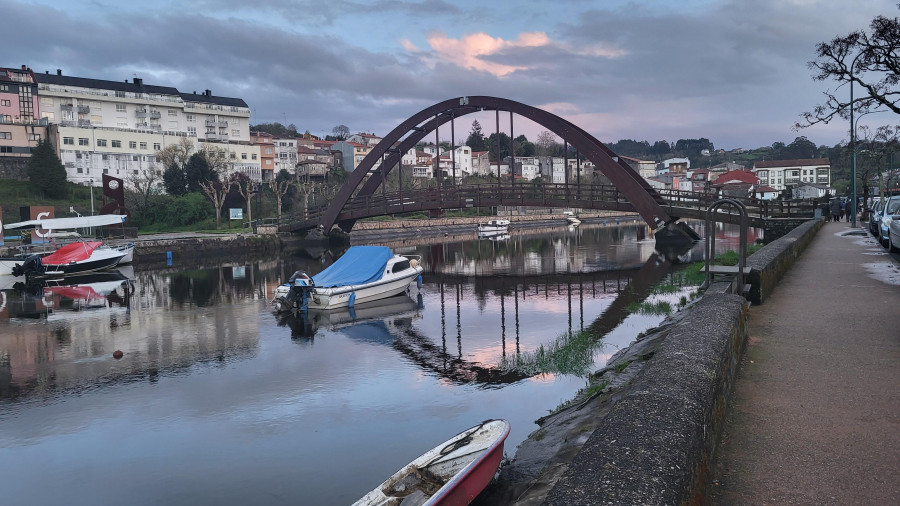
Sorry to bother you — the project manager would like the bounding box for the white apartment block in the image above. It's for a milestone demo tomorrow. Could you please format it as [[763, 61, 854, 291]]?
[[273, 138, 298, 175], [32, 69, 256, 186], [753, 158, 831, 192]]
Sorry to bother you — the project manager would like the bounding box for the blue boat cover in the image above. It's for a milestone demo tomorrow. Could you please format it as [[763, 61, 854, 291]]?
[[312, 246, 394, 288]]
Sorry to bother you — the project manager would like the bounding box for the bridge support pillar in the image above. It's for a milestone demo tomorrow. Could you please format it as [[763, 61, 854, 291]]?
[[655, 221, 701, 246]]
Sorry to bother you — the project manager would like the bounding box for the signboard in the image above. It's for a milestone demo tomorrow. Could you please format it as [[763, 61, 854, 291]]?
[[20, 206, 54, 244], [229, 208, 243, 220]]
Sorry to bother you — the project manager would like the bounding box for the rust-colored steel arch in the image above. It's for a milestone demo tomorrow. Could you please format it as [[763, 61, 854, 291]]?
[[320, 96, 674, 233]]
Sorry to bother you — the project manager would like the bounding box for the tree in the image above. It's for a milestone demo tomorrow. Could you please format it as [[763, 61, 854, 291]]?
[[798, 8, 900, 128], [184, 153, 218, 193], [466, 120, 486, 152], [269, 169, 295, 220], [128, 166, 163, 212], [536, 130, 557, 156], [199, 179, 230, 229], [156, 137, 195, 172], [331, 125, 350, 141], [857, 124, 900, 216], [163, 163, 188, 196], [230, 172, 256, 225], [27, 138, 68, 199]]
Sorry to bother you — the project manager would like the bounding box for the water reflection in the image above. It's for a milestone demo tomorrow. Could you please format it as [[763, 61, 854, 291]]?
[[0, 220, 753, 506]]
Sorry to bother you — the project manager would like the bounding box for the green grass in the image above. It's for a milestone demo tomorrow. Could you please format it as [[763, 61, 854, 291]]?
[[551, 380, 608, 413], [626, 300, 673, 315], [500, 330, 599, 376], [0, 180, 96, 223]]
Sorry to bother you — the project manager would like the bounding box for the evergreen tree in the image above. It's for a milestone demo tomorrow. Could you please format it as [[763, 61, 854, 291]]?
[[466, 120, 486, 152], [184, 153, 218, 193], [163, 163, 188, 196], [27, 138, 68, 199]]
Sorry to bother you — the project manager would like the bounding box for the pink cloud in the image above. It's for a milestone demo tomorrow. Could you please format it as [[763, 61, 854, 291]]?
[[419, 31, 625, 77]]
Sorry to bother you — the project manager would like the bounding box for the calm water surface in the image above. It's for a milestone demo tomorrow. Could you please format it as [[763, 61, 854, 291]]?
[[0, 220, 753, 505]]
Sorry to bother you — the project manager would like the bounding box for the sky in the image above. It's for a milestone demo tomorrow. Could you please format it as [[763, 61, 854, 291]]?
[[4, 0, 898, 151]]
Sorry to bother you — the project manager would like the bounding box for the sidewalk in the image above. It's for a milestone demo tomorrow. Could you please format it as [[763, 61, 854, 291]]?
[[711, 221, 900, 504]]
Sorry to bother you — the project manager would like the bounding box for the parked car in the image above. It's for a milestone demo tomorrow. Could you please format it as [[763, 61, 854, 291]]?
[[877, 195, 900, 248], [884, 196, 900, 252], [869, 199, 884, 237]]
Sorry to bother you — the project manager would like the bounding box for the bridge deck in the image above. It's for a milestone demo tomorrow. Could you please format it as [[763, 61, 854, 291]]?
[[278, 184, 815, 233]]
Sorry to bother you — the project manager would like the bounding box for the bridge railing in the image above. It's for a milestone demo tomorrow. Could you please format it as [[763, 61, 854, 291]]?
[[278, 184, 817, 232]]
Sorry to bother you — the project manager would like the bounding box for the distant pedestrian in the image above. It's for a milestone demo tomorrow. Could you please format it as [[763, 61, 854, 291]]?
[[829, 198, 842, 222], [840, 200, 846, 221]]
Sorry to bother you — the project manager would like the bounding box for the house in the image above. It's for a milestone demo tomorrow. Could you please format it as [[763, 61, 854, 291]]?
[[711, 169, 759, 198], [689, 169, 710, 192], [752, 158, 831, 191], [662, 157, 691, 174], [250, 131, 276, 180], [471, 151, 491, 176], [752, 185, 780, 201], [792, 182, 834, 200], [347, 133, 382, 146], [0, 66, 46, 178], [620, 155, 657, 180]]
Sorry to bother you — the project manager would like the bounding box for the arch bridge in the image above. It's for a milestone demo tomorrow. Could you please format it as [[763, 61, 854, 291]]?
[[280, 96, 814, 234]]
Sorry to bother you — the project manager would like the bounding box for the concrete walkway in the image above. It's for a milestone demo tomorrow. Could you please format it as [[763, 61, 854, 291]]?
[[711, 221, 900, 504]]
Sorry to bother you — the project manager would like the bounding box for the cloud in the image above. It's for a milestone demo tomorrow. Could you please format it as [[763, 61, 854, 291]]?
[[419, 31, 625, 77]]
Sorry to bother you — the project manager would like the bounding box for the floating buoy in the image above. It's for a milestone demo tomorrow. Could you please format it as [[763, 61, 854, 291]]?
[[113, 350, 124, 359]]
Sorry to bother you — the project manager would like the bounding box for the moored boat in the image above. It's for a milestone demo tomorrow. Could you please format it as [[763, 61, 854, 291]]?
[[272, 245, 423, 311], [476, 219, 510, 234], [11, 241, 126, 279], [353, 419, 510, 506]]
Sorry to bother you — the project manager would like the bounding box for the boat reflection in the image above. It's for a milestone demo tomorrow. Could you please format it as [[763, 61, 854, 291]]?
[[276, 292, 424, 340]]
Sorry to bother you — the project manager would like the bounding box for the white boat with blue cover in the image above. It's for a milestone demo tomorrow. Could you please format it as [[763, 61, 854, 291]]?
[[272, 246, 423, 312]]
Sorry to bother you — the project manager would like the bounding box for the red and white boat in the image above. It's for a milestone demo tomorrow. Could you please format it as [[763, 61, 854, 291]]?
[[353, 419, 510, 506], [11, 241, 126, 279]]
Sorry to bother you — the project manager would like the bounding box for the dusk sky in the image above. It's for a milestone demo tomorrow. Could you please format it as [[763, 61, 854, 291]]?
[[4, 0, 898, 151]]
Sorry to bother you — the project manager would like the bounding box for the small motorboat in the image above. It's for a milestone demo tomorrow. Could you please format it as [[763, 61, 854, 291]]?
[[272, 245, 423, 311], [353, 419, 510, 506], [476, 219, 510, 235], [11, 241, 127, 279], [563, 211, 581, 225]]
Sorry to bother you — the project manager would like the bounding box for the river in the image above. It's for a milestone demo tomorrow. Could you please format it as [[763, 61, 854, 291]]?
[[0, 219, 755, 505]]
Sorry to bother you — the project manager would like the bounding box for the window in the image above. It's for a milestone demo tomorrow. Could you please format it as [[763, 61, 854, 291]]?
[[232, 129, 239, 136], [168, 110, 177, 117], [97, 139, 107, 147], [41, 111, 54, 121], [230, 152, 236, 159], [129, 141, 137, 149], [111, 140, 122, 148], [140, 142, 147, 149], [0, 146, 12, 153], [153, 143, 160, 150], [28, 133, 40, 141], [0, 84, 8, 91], [187, 126, 196, 135], [77, 167, 83, 173], [186, 114, 194, 122], [63, 137, 74, 144], [115, 91, 125, 98], [0, 99, 10, 106], [241, 153, 247, 160], [79, 137, 89, 146], [1, 114, 11, 122], [116, 104, 126, 112], [265, 159, 272, 166], [76, 152, 82, 159], [102, 154, 108, 160], [265, 147, 273, 154], [252, 153, 257, 160], [0, 132, 11, 140], [103, 168, 109, 174], [90, 115, 102, 123], [168, 121, 177, 129]]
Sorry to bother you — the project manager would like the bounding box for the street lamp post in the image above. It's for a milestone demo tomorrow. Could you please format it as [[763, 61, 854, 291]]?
[[849, 50, 866, 227]]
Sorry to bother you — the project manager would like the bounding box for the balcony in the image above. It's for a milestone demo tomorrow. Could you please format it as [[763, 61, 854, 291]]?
[[77, 105, 90, 114], [135, 109, 148, 118], [218, 121, 228, 127], [205, 119, 217, 127], [149, 111, 161, 119], [77, 120, 91, 127], [60, 104, 74, 111]]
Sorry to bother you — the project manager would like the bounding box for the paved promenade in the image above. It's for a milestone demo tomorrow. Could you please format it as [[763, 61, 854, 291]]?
[[711, 221, 900, 504]]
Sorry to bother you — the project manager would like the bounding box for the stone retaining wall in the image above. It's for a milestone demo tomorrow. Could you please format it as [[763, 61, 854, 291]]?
[[746, 218, 824, 305], [351, 210, 629, 231], [539, 218, 825, 505], [544, 294, 749, 505]]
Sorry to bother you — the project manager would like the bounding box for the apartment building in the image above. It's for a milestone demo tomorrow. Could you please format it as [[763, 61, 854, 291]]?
[[752, 158, 831, 191], [27, 67, 255, 186], [0, 66, 47, 175]]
